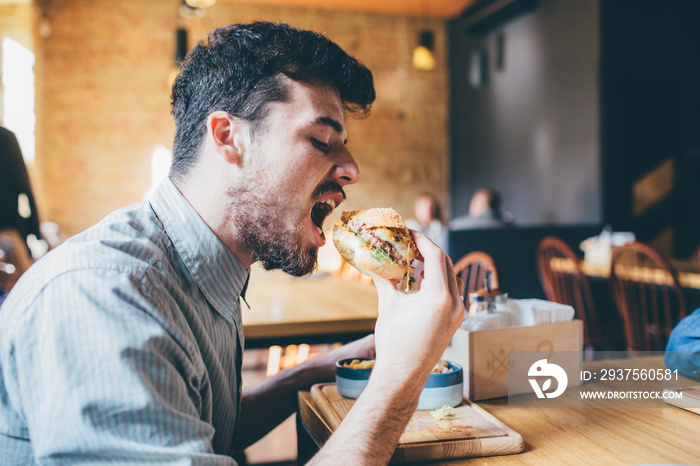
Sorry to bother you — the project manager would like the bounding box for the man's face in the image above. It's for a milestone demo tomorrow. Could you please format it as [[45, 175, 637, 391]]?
[[227, 79, 359, 276]]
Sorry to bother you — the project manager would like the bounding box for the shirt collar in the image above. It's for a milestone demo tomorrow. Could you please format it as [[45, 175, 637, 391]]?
[[148, 178, 249, 323]]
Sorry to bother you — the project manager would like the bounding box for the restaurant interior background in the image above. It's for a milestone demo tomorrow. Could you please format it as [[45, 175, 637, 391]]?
[[2, 0, 699, 257], [2, 0, 700, 463]]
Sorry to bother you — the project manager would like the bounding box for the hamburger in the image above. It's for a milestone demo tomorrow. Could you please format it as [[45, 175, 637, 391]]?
[[332, 208, 418, 283]]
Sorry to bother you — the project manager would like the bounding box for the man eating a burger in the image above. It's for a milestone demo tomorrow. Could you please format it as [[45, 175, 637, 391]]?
[[0, 22, 464, 464]]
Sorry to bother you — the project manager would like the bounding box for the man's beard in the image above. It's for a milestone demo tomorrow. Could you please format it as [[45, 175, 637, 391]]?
[[228, 187, 318, 277], [227, 178, 344, 277]]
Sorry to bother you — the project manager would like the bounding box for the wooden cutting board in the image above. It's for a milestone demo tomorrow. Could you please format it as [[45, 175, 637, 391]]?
[[308, 383, 524, 463]]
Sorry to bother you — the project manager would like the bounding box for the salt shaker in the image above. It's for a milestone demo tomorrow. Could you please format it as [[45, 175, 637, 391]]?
[[462, 270, 513, 330]]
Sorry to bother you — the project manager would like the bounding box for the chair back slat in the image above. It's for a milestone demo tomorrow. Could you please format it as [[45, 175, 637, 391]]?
[[454, 251, 499, 309]]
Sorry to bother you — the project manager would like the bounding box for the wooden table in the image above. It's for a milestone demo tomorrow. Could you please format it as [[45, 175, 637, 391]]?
[[241, 269, 378, 348], [298, 356, 700, 464], [550, 257, 700, 290], [551, 257, 700, 319]]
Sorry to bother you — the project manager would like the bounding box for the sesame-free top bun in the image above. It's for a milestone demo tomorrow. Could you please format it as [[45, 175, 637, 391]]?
[[333, 208, 415, 281]]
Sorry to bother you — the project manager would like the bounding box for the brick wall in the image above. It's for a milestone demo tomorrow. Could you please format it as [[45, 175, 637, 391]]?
[[32, 0, 449, 236]]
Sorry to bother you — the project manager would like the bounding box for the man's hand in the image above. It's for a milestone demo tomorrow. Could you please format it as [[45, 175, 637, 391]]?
[[371, 230, 464, 383], [308, 231, 464, 465]]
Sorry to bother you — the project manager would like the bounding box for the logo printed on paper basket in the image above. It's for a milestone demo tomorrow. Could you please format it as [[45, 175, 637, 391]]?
[[487, 348, 515, 381], [528, 359, 568, 398]]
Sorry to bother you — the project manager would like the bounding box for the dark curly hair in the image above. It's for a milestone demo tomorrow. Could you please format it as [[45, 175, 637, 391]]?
[[170, 22, 376, 179]]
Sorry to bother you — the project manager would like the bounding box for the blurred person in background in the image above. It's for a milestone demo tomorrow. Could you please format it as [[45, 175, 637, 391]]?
[[406, 192, 448, 251], [449, 186, 512, 230], [665, 308, 700, 380], [0, 126, 42, 294], [0, 125, 42, 250]]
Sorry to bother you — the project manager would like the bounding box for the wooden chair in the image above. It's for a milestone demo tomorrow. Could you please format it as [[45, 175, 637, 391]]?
[[454, 251, 499, 309], [536, 236, 602, 351], [609, 242, 687, 352]]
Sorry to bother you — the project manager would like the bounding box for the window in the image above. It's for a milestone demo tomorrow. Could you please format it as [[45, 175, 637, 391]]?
[[2, 36, 35, 162]]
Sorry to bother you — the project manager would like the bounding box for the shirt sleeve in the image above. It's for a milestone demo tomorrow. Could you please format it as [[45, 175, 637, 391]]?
[[665, 307, 700, 381], [8, 266, 237, 465]]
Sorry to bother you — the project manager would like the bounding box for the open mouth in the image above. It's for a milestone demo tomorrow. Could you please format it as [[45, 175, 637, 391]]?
[[311, 198, 339, 240]]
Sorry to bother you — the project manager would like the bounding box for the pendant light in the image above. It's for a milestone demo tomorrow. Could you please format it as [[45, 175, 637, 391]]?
[[412, 0, 436, 71], [413, 30, 436, 70]]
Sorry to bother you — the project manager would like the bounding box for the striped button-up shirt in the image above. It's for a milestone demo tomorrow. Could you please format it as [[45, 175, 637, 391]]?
[[0, 178, 249, 464]]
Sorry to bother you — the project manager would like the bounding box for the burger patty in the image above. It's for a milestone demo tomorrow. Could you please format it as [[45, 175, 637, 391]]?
[[358, 226, 413, 267]]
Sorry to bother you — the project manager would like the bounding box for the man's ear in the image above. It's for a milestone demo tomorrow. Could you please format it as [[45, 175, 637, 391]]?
[[206, 111, 248, 167]]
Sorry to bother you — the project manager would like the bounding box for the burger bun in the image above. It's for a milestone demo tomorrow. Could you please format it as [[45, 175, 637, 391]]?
[[333, 208, 416, 282]]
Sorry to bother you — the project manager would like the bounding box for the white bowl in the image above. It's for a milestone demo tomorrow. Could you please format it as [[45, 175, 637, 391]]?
[[336, 358, 464, 410]]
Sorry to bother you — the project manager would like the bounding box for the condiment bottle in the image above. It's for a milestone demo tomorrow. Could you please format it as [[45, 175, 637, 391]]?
[[461, 270, 513, 330]]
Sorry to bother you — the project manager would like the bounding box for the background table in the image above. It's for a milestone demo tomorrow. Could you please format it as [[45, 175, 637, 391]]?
[[298, 356, 700, 464], [579, 258, 700, 290], [241, 269, 378, 348], [550, 258, 700, 349]]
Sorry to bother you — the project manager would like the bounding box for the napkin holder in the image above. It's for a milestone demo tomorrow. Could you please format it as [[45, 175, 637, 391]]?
[[442, 318, 583, 401]]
